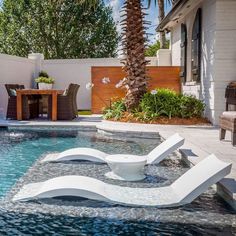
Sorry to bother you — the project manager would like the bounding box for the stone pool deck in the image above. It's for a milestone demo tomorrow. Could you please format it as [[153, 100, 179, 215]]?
[[0, 116, 235, 210]]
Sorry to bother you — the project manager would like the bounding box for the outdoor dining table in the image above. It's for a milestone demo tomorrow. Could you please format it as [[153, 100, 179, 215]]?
[[16, 89, 63, 121]]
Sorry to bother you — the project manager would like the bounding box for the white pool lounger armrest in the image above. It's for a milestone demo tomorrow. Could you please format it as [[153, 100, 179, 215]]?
[[14, 154, 231, 208]]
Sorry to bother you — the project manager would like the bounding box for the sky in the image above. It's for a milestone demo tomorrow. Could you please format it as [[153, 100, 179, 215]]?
[[105, 0, 172, 44]]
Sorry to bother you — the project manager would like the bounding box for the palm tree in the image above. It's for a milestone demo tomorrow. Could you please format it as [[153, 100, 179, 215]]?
[[157, 0, 167, 48], [120, 0, 149, 110], [150, 0, 173, 49], [77, 0, 170, 110]]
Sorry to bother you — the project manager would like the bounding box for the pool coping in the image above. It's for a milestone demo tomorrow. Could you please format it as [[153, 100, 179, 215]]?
[[1, 118, 235, 211]]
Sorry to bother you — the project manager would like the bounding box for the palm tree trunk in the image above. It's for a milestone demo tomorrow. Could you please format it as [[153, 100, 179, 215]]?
[[121, 0, 149, 111], [158, 0, 167, 49]]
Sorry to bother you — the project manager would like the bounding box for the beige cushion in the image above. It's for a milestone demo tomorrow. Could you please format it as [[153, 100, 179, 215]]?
[[63, 88, 68, 96], [220, 111, 236, 120], [9, 89, 16, 96]]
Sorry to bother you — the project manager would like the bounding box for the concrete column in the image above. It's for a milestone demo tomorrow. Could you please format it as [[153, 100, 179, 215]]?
[[156, 49, 171, 66], [28, 53, 44, 88]]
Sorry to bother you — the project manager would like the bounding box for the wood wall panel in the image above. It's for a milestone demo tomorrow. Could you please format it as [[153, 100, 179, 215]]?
[[92, 66, 180, 113]]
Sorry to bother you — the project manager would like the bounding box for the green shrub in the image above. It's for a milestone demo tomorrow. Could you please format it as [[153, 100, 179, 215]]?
[[140, 89, 180, 119], [140, 89, 205, 119], [103, 99, 126, 120], [39, 71, 49, 78], [103, 89, 205, 122], [35, 77, 55, 84], [179, 95, 205, 118]]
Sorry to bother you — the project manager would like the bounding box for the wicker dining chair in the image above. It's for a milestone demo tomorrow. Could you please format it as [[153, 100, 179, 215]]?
[[72, 84, 80, 117], [5, 84, 30, 120], [5, 84, 38, 120], [48, 84, 79, 120], [57, 84, 79, 120]]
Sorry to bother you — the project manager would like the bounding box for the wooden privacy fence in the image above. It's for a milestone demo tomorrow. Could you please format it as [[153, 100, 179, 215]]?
[[91, 66, 181, 113]]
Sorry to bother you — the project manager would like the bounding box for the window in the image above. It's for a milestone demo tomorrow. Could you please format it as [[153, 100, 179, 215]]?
[[180, 23, 187, 82], [191, 8, 202, 82]]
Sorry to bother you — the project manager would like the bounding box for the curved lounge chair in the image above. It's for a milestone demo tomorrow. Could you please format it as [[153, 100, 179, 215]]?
[[13, 155, 231, 207], [41, 133, 185, 165]]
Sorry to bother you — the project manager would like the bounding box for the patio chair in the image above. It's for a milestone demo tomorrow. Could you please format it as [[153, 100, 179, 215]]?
[[42, 133, 184, 164], [219, 85, 236, 145], [72, 84, 80, 117], [5, 84, 38, 120], [13, 154, 232, 208], [49, 83, 80, 120], [219, 112, 236, 146]]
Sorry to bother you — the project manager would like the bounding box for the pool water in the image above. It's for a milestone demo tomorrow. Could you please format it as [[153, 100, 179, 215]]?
[[0, 128, 235, 235], [0, 128, 157, 198]]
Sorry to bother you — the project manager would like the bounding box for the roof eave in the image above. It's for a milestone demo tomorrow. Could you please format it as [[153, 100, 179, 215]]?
[[156, 0, 190, 32]]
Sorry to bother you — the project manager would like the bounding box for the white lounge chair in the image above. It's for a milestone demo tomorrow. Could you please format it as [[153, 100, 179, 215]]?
[[41, 133, 185, 165], [13, 154, 231, 207]]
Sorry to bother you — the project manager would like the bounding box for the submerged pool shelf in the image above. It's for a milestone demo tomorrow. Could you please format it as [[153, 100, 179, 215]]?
[[0, 125, 235, 234], [1, 122, 236, 211]]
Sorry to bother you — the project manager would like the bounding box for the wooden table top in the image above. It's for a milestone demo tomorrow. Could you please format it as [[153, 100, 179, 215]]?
[[16, 89, 64, 95]]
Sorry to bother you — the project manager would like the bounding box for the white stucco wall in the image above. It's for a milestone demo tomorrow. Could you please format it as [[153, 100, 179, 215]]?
[[213, 0, 236, 123], [0, 54, 157, 117], [0, 54, 36, 117], [200, 0, 217, 123], [171, 24, 181, 66], [170, 0, 231, 124], [170, 2, 203, 99], [171, 0, 236, 125], [42, 58, 122, 110], [156, 49, 171, 66]]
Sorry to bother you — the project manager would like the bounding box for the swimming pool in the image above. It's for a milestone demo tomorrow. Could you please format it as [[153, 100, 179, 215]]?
[[0, 128, 235, 235], [0, 127, 159, 197]]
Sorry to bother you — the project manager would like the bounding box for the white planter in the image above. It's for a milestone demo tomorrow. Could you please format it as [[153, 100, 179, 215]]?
[[38, 83, 53, 90]]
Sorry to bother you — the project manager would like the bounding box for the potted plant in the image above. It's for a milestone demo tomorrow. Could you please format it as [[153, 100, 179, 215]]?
[[35, 71, 55, 89]]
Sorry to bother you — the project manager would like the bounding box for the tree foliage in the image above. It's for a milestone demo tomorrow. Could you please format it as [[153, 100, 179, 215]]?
[[145, 40, 169, 56], [147, 0, 172, 49], [54, 0, 170, 110], [0, 0, 119, 59], [145, 41, 160, 56]]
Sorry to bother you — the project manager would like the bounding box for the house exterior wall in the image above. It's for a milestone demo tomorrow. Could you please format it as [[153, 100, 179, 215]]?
[[0, 54, 36, 117], [169, 0, 236, 124], [200, 0, 217, 122], [213, 0, 236, 123], [171, 24, 181, 66]]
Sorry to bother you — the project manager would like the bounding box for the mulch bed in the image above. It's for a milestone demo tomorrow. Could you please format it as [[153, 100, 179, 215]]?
[[108, 113, 210, 125]]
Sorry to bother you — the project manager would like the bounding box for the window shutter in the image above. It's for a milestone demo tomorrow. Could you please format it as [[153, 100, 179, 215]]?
[[180, 23, 187, 81], [191, 8, 202, 82]]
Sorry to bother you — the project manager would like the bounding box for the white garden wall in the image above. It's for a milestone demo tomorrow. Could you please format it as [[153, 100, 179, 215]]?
[[42, 58, 122, 110], [0, 54, 36, 117], [0, 54, 158, 117], [42, 57, 157, 110]]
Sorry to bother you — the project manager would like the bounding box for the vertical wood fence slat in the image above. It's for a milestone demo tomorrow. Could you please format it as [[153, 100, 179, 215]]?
[[92, 66, 180, 114]]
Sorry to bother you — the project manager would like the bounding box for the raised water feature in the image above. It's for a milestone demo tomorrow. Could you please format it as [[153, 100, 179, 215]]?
[[0, 128, 235, 235]]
